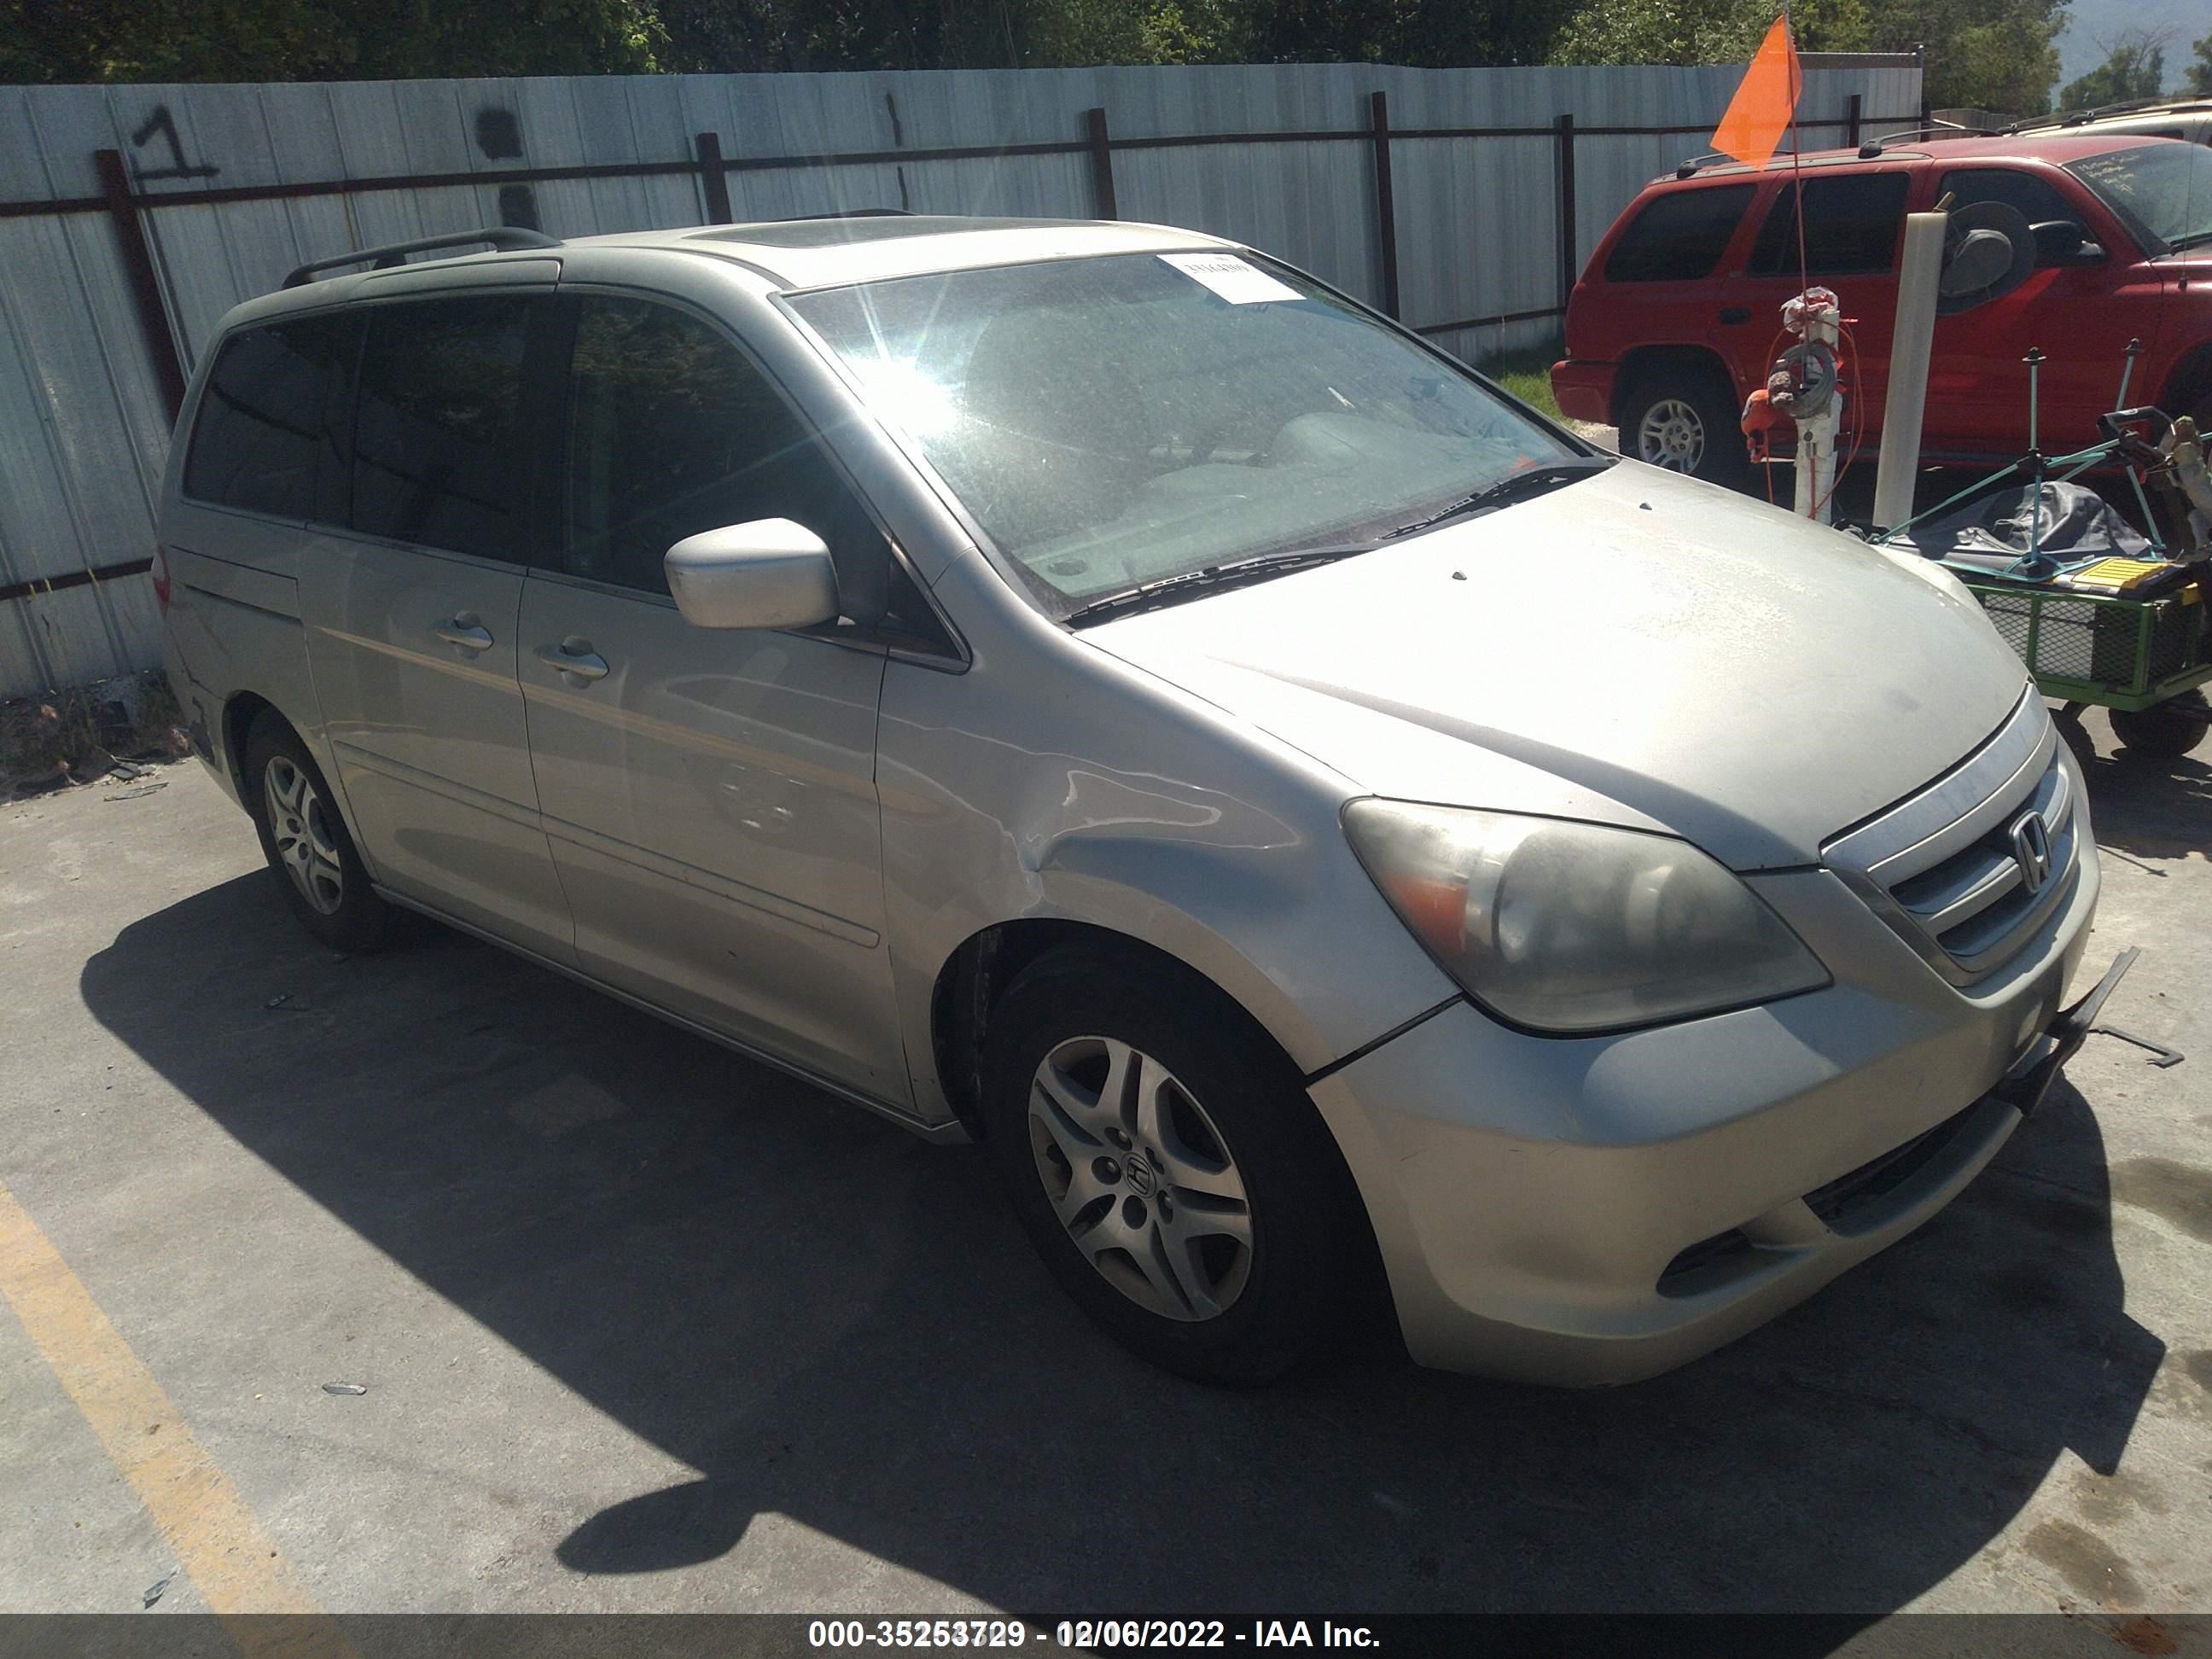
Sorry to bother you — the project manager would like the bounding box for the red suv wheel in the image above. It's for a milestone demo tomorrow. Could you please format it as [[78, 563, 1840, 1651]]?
[[1619, 368, 1749, 490]]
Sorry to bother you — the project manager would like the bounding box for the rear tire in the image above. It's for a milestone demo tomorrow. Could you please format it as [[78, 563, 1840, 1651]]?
[[1620, 365, 1751, 491], [978, 943, 1365, 1386], [2110, 691, 2211, 758], [243, 713, 393, 953]]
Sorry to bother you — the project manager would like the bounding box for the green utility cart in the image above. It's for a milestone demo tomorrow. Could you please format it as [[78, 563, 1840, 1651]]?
[[1965, 576, 2212, 758]]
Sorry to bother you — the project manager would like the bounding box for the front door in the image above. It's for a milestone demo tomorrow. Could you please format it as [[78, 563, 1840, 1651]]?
[[518, 292, 909, 1099], [1926, 166, 2171, 458], [299, 289, 574, 963]]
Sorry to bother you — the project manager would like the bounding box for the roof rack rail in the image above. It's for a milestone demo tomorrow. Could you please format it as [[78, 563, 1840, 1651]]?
[[2009, 96, 2212, 133], [282, 227, 561, 289], [1864, 119, 1999, 153]]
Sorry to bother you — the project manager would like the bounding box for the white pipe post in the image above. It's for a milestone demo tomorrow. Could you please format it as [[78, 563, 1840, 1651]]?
[[1793, 300, 1842, 521], [1871, 210, 1947, 530]]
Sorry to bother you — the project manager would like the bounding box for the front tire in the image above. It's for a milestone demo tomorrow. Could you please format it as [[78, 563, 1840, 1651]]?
[[1620, 366, 1750, 490], [979, 944, 1364, 1385], [244, 713, 393, 953], [2110, 691, 2211, 758]]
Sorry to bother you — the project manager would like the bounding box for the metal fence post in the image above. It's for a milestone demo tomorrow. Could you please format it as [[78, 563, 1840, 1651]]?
[[94, 148, 186, 425], [1845, 93, 1864, 150], [1554, 114, 1578, 314], [1368, 90, 1400, 319], [695, 131, 733, 224], [1084, 108, 1118, 220]]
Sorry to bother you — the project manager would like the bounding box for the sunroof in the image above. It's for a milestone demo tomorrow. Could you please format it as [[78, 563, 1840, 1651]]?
[[695, 214, 1077, 249]]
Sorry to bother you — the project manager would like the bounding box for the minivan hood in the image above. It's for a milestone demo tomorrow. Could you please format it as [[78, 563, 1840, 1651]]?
[[1086, 463, 2029, 870]]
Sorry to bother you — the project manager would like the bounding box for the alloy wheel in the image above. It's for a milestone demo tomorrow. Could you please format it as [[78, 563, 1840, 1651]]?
[[264, 756, 345, 916], [1638, 397, 1707, 472], [1027, 1035, 1254, 1322]]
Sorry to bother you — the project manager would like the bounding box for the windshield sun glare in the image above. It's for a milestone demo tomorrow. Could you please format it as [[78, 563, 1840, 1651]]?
[[789, 253, 1582, 613]]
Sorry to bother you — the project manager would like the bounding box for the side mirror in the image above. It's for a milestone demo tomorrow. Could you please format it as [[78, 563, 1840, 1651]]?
[[664, 519, 840, 631], [2029, 220, 2104, 267]]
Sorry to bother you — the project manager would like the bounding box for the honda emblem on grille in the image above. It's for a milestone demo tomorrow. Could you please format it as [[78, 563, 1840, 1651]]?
[[2010, 811, 2053, 895]]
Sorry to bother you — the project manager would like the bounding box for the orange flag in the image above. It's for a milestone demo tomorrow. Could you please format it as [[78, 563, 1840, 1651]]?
[[1712, 13, 1804, 167]]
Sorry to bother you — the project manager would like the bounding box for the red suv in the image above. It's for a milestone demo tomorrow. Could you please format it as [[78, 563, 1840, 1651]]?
[[1551, 134, 2212, 487]]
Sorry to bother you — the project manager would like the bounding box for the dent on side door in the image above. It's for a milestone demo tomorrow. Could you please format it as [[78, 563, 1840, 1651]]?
[[515, 575, 908, 1100]]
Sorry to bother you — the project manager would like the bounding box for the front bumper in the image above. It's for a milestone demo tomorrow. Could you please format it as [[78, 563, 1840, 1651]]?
[[1550, 358, 1616, 426], [1309, 851, 2109, 1386]]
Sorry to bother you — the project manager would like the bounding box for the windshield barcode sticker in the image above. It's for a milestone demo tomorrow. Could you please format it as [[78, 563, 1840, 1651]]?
[[1160, 252, 1301, 305]]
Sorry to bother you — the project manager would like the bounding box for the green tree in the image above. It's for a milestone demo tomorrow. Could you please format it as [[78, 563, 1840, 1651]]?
[[0, 0, 662, 82], [1866, 0, 2064, 115], [2180, 29, 2211, 95], [1553, 0, 1871, 70], [2059, 30, 2168, 111], [649, 0, 1237, 71], [1238, 0, 1572, 68], [1552, 0, 2066, 120]]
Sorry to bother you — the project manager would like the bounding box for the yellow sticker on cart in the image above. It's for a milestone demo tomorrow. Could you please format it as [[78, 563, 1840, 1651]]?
[[2069, 557, 2174, 591]]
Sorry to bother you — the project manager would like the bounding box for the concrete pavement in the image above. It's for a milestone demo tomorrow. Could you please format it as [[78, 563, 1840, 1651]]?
[[1, 729, 2208, 1626]]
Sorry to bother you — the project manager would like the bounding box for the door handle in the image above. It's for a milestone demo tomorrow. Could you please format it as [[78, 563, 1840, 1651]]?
[[433, 613, 494, 652], [536, 637, 610, 684], [1718, 306, 1753, 325]]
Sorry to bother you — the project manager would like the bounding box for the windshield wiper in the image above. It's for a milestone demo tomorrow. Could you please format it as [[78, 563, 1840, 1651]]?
[[2168, 230, 2212, 251], [1061, 545, 1376, 627], [1058, 457, 1613, 627], [1382, 457, 1615, 540]]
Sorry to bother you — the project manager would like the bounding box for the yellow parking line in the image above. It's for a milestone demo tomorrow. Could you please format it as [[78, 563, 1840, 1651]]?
[[0, 1174, 352, 1658]]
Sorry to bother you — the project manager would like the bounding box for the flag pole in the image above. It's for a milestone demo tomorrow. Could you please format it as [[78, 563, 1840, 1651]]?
[[1784, 1, 1808, 295]]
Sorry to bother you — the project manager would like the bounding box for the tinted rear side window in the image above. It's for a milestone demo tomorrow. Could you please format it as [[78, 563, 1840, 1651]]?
[[1603, 185, 1755, 282], [352, 296, 533, 558], [1749, 173, 1911, 276], [183, 317, 351, 519]]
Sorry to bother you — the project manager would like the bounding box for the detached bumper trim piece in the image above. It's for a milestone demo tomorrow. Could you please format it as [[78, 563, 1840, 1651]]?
[[1996, 946, 2138, 1118]]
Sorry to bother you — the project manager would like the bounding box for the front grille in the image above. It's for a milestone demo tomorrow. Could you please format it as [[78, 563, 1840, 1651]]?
[[1824, 690, 2079, 986], [1885, 759, 2074, 960]]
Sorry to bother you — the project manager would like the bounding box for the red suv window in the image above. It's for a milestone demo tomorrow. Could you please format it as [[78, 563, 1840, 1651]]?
[[1937, 167, 2079, 226], [1602, 184, 1756, 282], [1749, 172, 1911, 276]]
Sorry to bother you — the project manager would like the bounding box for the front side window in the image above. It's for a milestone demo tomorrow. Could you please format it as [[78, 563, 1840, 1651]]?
[[184, 316, 351, 520], [2067, 143, 2212, 251], [561, 294, 925, 640], [787, 253, 1581, 611], [351, 295, 533, 558], [1749, 172, 1911, 276], [1937, 167, 2079, 227], [1604, 185, 1755, 282], [1938, 168, 2095, 266]]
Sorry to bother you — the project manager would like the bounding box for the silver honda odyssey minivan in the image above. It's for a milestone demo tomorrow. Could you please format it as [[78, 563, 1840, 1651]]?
[[159, 214, 2122, 1386]]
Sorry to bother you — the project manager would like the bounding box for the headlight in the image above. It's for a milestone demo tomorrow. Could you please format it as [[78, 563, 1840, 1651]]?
[[1343, 800, 1829, 1034]]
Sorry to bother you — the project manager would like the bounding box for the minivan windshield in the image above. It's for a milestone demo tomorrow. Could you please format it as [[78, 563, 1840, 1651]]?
[[2066, 143, 2212, 250], [787, 253, 1586, 613]]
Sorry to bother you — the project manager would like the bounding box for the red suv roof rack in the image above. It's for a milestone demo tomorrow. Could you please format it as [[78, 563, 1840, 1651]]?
[[2010, 96, 2212, 134]]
